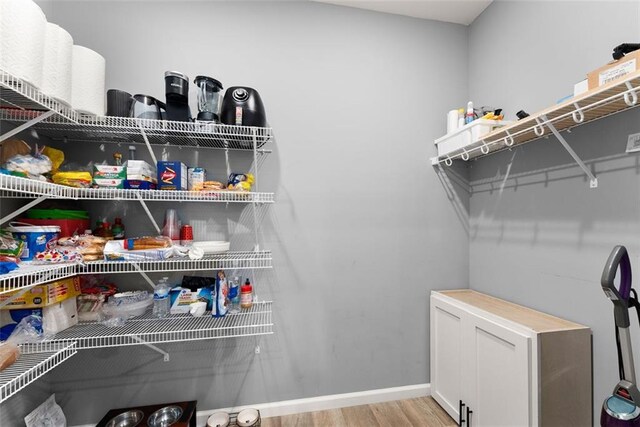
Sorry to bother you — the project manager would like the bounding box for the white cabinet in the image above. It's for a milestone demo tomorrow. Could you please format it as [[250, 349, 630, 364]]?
[[431, 290, 592, 427]]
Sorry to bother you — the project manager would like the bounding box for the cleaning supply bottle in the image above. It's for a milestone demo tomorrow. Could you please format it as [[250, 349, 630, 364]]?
[[228, 276, 241, 314], [465, 101, 474, 124], [153, 277, 171, 318], [241, 278, 253, 309], [112, 217, 125, 240]]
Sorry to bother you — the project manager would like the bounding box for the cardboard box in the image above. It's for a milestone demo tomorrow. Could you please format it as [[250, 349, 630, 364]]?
[[587, 50, 640, 89], [124, 180, 157, 190], [92, 178, 124, 188], [157, 161, 188, 190], [93, 165, 125, 180], [0, 276, 81, 309], [188, 167, 206, 191], [0, 297, 78, 339]]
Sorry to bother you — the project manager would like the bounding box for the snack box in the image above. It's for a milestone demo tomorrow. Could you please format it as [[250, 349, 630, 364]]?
[[125, 160, 156, 177], [126, 174, 157, 183], [0, 276, 81, 309], [93, 165, 126, 180], [188, 167, 206, 191], [92, 178, 124, 188], [124, 180, 157, 190], [169, 286, 213, 314], [157, 161, 188, 190]]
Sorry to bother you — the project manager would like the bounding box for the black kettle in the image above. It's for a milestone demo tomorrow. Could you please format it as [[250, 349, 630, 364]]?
[[220, 87, 267, 127]]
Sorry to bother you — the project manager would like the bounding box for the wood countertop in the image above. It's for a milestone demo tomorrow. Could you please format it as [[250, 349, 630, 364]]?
[[436, 290, 589, 333]]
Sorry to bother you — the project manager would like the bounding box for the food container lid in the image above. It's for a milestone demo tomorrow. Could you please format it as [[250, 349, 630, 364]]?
[[165, 70, 189, 81], [194, 75, 223, 90], [241, 284, 252, 292], [26, 209, 89, 219]]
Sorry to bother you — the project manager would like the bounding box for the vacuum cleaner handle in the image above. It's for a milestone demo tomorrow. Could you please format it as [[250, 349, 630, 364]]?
[[602, 245, 633, 327]]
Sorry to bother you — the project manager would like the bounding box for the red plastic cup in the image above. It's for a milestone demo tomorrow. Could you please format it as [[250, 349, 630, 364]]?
[[180, 224, 193, 246]]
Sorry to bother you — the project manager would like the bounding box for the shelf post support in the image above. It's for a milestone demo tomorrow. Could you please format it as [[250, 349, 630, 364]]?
[[0, 195, 47, 225], [138, 124, 158, 166], [0, 110, 55, 143], [135, 193, 161, 234], [540, 114, 598, 188], [130, 336, 170, 361]]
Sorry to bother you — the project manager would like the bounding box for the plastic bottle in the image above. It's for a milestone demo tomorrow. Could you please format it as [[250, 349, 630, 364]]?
[[457, 108, 465, 128], [465, 101, 474, 124], [153, 277, 171, 318], [228, 276, 241, 314], [241, 278, 253, 309], [112, 218, 125, 240], [128, 145, 136, 161]]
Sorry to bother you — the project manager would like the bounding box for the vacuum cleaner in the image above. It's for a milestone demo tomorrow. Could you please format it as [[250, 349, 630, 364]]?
[[601, 246, 640, 426]]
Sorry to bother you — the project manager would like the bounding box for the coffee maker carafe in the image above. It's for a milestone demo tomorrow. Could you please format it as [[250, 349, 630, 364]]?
[[164, 71, 191, 122]]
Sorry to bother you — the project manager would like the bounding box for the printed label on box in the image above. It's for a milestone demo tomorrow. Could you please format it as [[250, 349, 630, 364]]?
[[599, 58, 637, 86]]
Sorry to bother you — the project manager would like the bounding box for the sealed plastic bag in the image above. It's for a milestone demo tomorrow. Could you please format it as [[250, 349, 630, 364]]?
[[25, 394, 67, 427]]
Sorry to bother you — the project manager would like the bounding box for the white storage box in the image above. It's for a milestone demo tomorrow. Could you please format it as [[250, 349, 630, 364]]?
[[435, 119, 512, 157]]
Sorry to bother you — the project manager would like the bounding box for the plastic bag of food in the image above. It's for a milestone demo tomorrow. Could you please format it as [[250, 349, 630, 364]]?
[[0, 342, 20, 371], [0, 229, 23, 260], [52, 171, 92, 188], [227, 173, 254, 191], [24, 394, 67, 427], [41, 146, 64, 173]]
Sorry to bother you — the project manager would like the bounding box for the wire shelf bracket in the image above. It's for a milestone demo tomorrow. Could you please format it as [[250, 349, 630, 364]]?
[[540, 114, 598, 188], [0, 195, 47, 225], [0, 110, 55, 143], [130, 335, 170, 361]]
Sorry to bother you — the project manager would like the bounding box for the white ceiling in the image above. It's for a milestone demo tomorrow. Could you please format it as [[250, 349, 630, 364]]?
[[312, 0, 493, 25]]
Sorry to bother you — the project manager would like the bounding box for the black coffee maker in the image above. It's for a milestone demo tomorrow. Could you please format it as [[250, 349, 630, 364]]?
[[164, 71, 191, 122]]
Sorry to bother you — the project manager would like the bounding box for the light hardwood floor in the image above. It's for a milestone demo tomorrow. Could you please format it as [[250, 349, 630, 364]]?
[[261, 397, 457, 427]]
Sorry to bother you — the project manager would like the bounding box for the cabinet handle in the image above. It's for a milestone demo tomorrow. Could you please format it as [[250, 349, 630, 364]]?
[[459, 400, 466, 426], [467, 407, 473, 427]]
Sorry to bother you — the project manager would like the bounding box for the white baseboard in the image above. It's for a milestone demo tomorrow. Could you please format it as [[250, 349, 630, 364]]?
[[71, 383, 430, 427], [196, 383, 431, 425]]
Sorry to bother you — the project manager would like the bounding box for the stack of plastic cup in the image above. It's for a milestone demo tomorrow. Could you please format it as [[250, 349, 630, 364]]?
[[162, 209, 179, 243]]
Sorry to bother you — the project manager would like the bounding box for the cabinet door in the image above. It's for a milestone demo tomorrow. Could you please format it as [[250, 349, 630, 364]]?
[[430, 296, 465, 421], [463, 315, 531, 427]]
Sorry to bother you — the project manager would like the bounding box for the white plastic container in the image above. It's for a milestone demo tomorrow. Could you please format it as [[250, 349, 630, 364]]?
[[434, 119, 512, 157]]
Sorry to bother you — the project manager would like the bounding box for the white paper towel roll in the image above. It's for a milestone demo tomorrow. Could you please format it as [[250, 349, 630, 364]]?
[[71, 45, 106, 116], [41, 23, 73, 105], [0, 0, 47, 87]]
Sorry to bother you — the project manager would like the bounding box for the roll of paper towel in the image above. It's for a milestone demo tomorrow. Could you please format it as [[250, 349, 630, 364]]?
[[0, 0, 47, 87], [71, 45, 106, 116], [41, 23, 73, 106]]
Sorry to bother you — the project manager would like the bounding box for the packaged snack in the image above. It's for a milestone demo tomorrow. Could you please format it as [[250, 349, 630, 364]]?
[[52, 171, 92, 188], [227, 173, 254, 191]]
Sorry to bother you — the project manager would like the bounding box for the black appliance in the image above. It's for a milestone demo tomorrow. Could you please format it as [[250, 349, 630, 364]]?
[[220, 86, 267, 127], [164, 71, 191, 122]]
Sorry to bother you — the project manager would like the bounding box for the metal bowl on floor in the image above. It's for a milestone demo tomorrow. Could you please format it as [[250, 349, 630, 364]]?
[[147, 405, 183, 427], [105, 410, 144, 427]]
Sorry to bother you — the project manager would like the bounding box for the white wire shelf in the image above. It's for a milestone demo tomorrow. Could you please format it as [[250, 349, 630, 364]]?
[[0, 174, 275, 203], [432, 69, 640, 165], [0, 342, 77, 403], [0, 109, 273, 151], [25, 302, 272, 351], [0, 68, 78, 123], [0, 263, 76, 296], [80, 251, 273, 274]]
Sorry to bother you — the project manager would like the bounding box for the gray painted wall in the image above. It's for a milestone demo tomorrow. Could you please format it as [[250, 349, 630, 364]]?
[[0, 1, 470, 423], [467, 1, 640, 425]]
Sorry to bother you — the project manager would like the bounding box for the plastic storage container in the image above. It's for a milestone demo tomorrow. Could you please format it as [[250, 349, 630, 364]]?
[[434, 119, 512, 157], [6, 223, 60, 260]]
